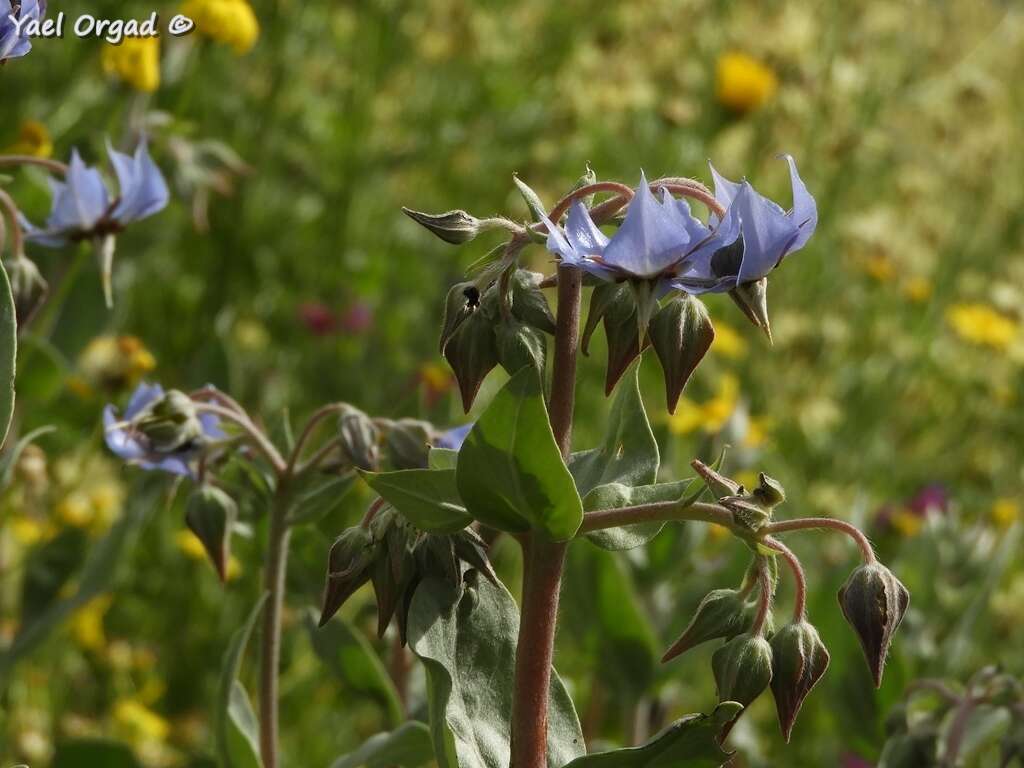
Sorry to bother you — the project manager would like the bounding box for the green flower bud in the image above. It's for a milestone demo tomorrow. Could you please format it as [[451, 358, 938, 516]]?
[[838, 562, 910, 688], [385, 418, 434, 470], [184, 484, 237, 582], [662, 589, 755, 662], [135, 390, 204, 453], [3, 256, 48, 326], [600, 284, 647, 395], [319, 526, 377, 626], [649, 294, 715, 414], [337, 404, 379, 471], [443, 308, 498, 413], [754, 473, 786, 507], [729, 277, 772, 343], [439, 281, 480, 353], [509, 270, 556, 334], [496, 317, 546, 375], [769, 621, 831, 742], [712, 633, 774, 709], [402, 207, 483, 245]]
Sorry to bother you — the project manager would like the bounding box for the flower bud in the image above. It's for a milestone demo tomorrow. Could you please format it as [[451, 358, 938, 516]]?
[[337, 404, 379, 471], [402, 207, 482, 245], [319, 526, 377, 626], [439, 281, 480, 353], [712, 633, 773, 708], [184, 484, 237, 581], [600, 285, 647, 395], [496, 318, 546, 375], [3, 256, 48, 326], [385, 418, 434, 470], [510, 270, 556, 334], [769, 621, 831, 742], [838, 562, 910, 687], [443, 308, 498, 413], [570, 165, 598, 208], [135, 390, 205, 453], [662, 589, 755, 662], [649, 295, 715, 414], [729, 277, 772, 343]]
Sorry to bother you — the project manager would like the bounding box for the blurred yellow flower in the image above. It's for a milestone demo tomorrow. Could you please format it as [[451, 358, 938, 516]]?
[[743, 416, 772, 449], [176, 530, 242, 579], [234, 318, 270, 351], [74, 335, 156, 396], [182, 0, 260, 54], [70, 595, 113, 653], [711, 321, 747, 359], [991, 498, 1019, 529], [715, 52, 778, 113], [666, 375, 739, 435], [946, 303, 1018, 351], [901, 276, 933, 303], [113, 698, 171, 742], [8, 516, 49, 546], [102, 38, 161, 93], [862, 253, 895, 282], [57, 492, 94, 528], [890, 509, 923, 537], [3, 120, 53, 157]]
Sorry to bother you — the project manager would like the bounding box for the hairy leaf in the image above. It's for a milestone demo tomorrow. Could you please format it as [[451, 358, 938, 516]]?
[[363, 468, 472, 533]]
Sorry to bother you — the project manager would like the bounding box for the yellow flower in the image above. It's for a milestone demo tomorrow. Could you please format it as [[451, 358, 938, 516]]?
[[715, 52, 778, 113], [70, 595, 113, 653], [182, 0, 260, 54], [890, 509, 923, 537], [902, 276, 933, 303], [113, 698, 170, 743], [9, 517, 48, 546], [946, 303, 1018, 351], [742, 416, 772, 449], [3, 120, 53, 158], [665, 375, 739, 435], [76, 335, 157, 395], [175, 530, 242, 580], [991, 498, 1019, 529], [862, 253, 895, 282], [665, 397, 705, 435], [102, 38, 161, 93], [89, 481, 125, 527], [710, 321, 747, 359], [57, 492, 94, 528]]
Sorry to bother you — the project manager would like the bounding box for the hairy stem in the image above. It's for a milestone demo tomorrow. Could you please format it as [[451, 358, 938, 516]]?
[[193, 402, 287, 474], [762, 536, 807, 621], [579, 500, 741, 535], [287, 403, 349, 474], [510, 264, 581, 768], [259, 485, 292, 768], [762, 517, 876, 563], [0, 154, 69, 175], [751, 561, 774, 636]]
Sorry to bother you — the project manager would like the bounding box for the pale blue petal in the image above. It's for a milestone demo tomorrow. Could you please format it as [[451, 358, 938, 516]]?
[[47, 149, 109, 234], [564, 201, 608, 255], [602, 172, 690, 278], [709, 162, 744, 210], [103, 405, 146, 461], [733, 183, 799, 283], [782, 154, 817, 254], [110, 141, 170, 223], [125, 381, 164, 418]]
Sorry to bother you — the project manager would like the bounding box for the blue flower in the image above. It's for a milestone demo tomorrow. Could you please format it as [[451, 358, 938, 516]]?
[[672, 155, 816, 294], [434, 423, 472, 450], [0, 0, 44, 62], [104, 383, 223, 477], [24, 141, 169, 246]]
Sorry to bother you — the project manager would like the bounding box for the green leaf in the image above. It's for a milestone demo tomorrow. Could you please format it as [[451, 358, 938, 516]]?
[[303, 609, 403, 726], [362, 468, 472, 534], [428, 447, 459, 470], [329, 721, 434, 768], [583, 478, 695, 551], [563, 546, 660, 695], [562, 702, 742, 768], [216, 592, 268, 768], [51, 739, 143, 768], [456, 367, 582, 540], [288, 474, 356, 527], [513, 174, 549, 223], [408, 575, 585, 768], [0, 260, 16, 447], [569, 364, 658, 497]]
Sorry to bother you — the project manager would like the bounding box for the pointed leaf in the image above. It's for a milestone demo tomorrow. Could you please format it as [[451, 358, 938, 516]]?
[[583, 478, 695, 550], [456, 368, 582, 540], [216, 592, 267, 768], [513, 175, 549, 223], [0, 259, 16, 447], [329, 721, 434, 768], [362, 468, 472, 534]]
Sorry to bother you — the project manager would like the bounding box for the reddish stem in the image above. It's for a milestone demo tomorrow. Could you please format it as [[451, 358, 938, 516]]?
[[750, 561, 773, 636], [763, 517, 876, 563], [762, 536, 807, 621]]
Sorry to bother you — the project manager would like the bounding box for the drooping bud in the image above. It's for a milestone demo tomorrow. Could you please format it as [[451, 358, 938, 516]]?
[[3, 256, 48, 327], [602, 285, 648, 395], [662, 589, 755, 662], [581, 282, 624, 356], [402, 207, 483, 245], [443, 309, 498, 413], [837, 563, 910, 687], [184, 484, 238, 581], [384, 418, 434, 470], [439, 281, 482, 353], [134, 390, 205, 453], [769, 621, 831, 742], [496, 318, 546, 375], [754, 473, 786, 508], [649, 295, 715, 414], [319, 526, 377, 626], [729, 277, 772, 343], [509, 270, 556, 334], [337, 404, 380, 471], [712, 634, 773, 736], [371, 524, 416, 638]]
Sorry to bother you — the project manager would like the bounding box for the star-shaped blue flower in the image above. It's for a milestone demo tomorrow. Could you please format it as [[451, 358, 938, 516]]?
[[104, 383, 224, 477], [0, 0, 44, 62], [434, 423, 472, 451]]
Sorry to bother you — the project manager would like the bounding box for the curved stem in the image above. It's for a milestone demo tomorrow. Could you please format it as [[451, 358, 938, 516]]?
[[259, 484, 292, 768], [0, 188, 25, 258], [762, 536, 807, 622], [762, 517, 876, 563], [287, 403, 348, 474], [579, 500, 740, 535], [650, 182, 726, 219], [295, 436, 342, 476], [193, 402, 287, 475], [0, 155, 69, 175], [546, 181, 636, 224], [360, 497, 386, 530], [751, 560, 773, 636]]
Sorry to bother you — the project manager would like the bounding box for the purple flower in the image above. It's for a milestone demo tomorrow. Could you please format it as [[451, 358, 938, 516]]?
[[673, 155, 816, 293], [907, 484, 948, 516], [23, 141, 169, 247], [103, 383, 223, 477], [0, 0, 44, 62], [434, 423, 472, 450]]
